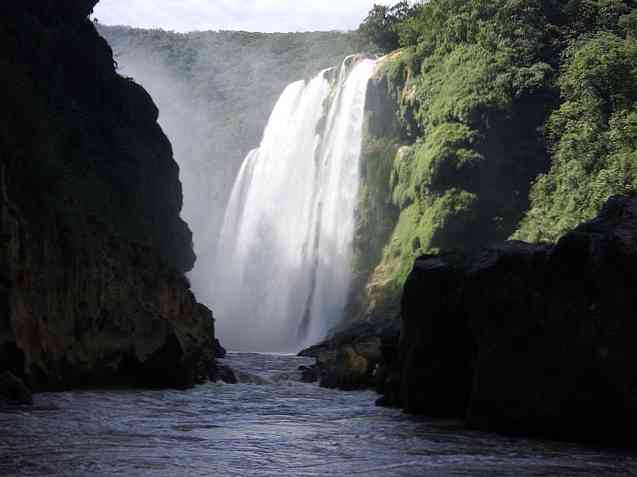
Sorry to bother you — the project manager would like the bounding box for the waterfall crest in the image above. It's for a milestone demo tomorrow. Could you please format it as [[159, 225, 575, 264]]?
[[213, 57, 376, 352]]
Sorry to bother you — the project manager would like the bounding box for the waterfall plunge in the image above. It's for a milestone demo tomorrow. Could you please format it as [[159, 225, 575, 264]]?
[[213, 57, 376, 352]]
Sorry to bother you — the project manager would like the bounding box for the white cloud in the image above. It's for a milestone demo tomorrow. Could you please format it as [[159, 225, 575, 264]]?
[[92, 0, 393, 33]]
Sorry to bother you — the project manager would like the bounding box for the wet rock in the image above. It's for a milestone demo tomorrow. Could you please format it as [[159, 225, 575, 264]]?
[[213, 339, 227, 359], [391, 195, 637, 445], [0, 371, 32, 405], [298, 342, 329, 358], [213, 365, 238, 384], [319, 346, 371, 390], [375, 394, 393, 408], [373, 327, 402, 407], [298, 365, 320, 383], [300, 317, 399, 391]]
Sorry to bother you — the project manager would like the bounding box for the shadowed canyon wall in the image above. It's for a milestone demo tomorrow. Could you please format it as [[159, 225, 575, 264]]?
[[0, 0, 218, 390]]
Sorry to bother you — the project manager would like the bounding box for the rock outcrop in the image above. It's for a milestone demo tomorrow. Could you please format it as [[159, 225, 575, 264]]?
[[0, 371, 33, 405], [378, 195, 637, 445], [0, 1, 219, 391], [300, 318, 399, 391]]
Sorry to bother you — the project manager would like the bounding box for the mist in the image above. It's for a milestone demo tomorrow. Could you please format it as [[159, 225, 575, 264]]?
[[213, 58, 376, 352], [99, 26, 357, 350], [105, 45, 232, 317]]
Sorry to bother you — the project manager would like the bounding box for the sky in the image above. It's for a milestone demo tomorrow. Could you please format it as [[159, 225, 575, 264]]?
[[92, 0, 393, 33]]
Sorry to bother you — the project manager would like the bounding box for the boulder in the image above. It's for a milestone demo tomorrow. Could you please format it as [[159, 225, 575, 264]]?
[[319, 345, 371, 390], [300, 317, 399, 391], [388, 195, 637, 445], [212, 364, 237, 385], [298, 365, 320, 383]]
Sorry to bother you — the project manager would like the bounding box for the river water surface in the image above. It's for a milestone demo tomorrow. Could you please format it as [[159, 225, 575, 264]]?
[[1, 353, 636, 476]]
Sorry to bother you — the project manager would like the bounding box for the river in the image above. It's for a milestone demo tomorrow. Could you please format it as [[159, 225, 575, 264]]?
[[1, 353, 636, 476]]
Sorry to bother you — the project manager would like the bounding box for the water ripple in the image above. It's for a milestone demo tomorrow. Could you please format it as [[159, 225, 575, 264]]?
[[1, 353, 636, 476]]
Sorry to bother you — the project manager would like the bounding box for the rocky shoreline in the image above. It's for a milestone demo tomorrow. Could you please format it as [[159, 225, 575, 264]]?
[[306, 195, 637, 446]]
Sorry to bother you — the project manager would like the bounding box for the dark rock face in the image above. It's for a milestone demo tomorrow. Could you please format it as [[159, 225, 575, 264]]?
[[298, 365, 320, 383], [0, 371, 33, 405], [213, 339, 227, 359], [213, 364, 237, 385], [0, 1, 194, 273], [382, 195, 637, 445], [0, 2, 218, 390], [0, 204, 216, 390], [300, 319, 399, 391]]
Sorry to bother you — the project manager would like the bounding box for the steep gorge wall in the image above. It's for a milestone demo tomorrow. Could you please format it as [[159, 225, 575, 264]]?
[[379, 195, 637, 445], [0, 1, 218, 390]]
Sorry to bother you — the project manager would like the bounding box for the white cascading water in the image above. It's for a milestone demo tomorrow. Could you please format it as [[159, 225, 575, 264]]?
[[213, 56, 376, 352]]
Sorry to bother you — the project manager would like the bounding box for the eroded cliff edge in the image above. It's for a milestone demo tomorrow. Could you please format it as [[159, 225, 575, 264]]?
[[0, 1, 219, 391], [378, 194, 637, 445]]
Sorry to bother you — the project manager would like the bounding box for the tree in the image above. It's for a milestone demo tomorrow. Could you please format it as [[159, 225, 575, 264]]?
[[358, 1, 420, 53]]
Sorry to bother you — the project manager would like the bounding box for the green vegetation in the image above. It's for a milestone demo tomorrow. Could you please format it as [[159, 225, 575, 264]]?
[[352, 0, 637, 319], [352, 135, 400, 280], [357, 1, 420, 54], [515, 28, 637, 241]]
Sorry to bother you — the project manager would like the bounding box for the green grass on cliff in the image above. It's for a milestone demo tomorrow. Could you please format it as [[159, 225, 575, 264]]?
[[352, 135, 400, 280], [352, 0, 637, 319]]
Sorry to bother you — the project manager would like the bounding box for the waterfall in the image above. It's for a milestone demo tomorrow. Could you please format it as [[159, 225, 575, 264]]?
[[213, 56, 376, 352]]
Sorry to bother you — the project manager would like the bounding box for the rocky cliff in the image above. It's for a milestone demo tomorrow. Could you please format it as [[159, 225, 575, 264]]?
[[377, 195, 637, 445], [0, 1, 219, 391]]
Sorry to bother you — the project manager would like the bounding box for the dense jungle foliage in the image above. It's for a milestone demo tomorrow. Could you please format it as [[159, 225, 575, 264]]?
[[353, 0, 637, 318]]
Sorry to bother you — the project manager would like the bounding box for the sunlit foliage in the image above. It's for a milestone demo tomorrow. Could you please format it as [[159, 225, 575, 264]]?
[[355, 0, 637, 305]]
